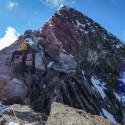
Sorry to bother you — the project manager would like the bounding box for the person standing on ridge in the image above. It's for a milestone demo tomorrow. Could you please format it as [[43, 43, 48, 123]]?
[[10, 30, 38, 73], [10, 35, 28, 70]]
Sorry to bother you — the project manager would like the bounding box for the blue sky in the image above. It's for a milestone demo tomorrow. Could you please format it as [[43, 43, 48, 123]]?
[[0, 0, 125, 49]]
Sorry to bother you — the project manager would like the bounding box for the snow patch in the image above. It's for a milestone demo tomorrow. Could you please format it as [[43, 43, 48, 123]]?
[[82, 70, 85, 75], [0, 102, 6, 113], [111, 41, 124, 49], [85, 18, 89, 23], [63, 49, 67, 53], [82, 70, 87, 80], [91, 76, 107, 99], [102, 108, 116, 123], [104, 34, 107, 40], [84, 31, 89, 34], [49, 23, 53, 27], [58, 4, 64, 9], [90, 28, 96, 32], [114, 92, 125, 103], [118, 78, 125, 84], [116, 43, 124, 48], [114, 92, 121, 101], [73, 20, 90, 33], [75, 20, 87, 32], [87, 50, 98, 64], [26, 38, 34, 46], [69, 54, 74, 58], [76, 20, 82, 27], [57, 4, 69, 15], [48, 61, 54, 68], [83, 24, 86, 28], [62, 49, 74, 58], [86, 22, 91, 26], [43, 16, 53, 27], [46, 18, 53, 27], [9, 122, 20, 125]]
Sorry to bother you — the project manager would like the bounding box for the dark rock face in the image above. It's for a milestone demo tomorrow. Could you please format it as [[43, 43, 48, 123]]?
[[38, 5, 125, 122], [42, 5, 125, 86], [0, 5, 125, 124]]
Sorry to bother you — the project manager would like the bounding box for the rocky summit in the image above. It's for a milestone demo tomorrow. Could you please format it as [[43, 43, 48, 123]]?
[[0, 5, 125, 124]]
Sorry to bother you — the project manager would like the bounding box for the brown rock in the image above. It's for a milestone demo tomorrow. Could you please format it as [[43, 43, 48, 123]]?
[[46, 102, 121, 125]]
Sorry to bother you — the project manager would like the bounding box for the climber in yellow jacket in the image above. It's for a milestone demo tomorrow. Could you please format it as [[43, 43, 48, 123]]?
[[10, 36, 28, 66], [18, 39, 28, 51]]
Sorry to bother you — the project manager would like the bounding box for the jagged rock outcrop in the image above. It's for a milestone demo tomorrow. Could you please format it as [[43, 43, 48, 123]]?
[[46, 102, 120, 125], [0, 104, 45, 125], [0, 5, 125, 124], [0, 102, 121, 125]]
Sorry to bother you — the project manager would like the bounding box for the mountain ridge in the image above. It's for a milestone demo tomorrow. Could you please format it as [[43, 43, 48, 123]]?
[[0, 5, 125, 124]]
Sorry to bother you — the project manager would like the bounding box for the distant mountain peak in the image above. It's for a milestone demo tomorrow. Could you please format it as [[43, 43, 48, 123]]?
[[58, 4, 65, 9], [57, 4, 70, 14]]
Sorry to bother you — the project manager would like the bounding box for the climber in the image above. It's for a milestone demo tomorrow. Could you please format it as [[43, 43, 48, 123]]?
[[117, 59, 125, 125], [10, 35, 28, 69], [10, 30, 38, 73]]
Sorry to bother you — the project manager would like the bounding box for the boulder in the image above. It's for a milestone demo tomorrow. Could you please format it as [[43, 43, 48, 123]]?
[[0, 104, 44, 125], [1, 78, 28, 105], [50, 52, 77, 74], [35, 51, 46, 71], [46, 102, 120, 125]]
